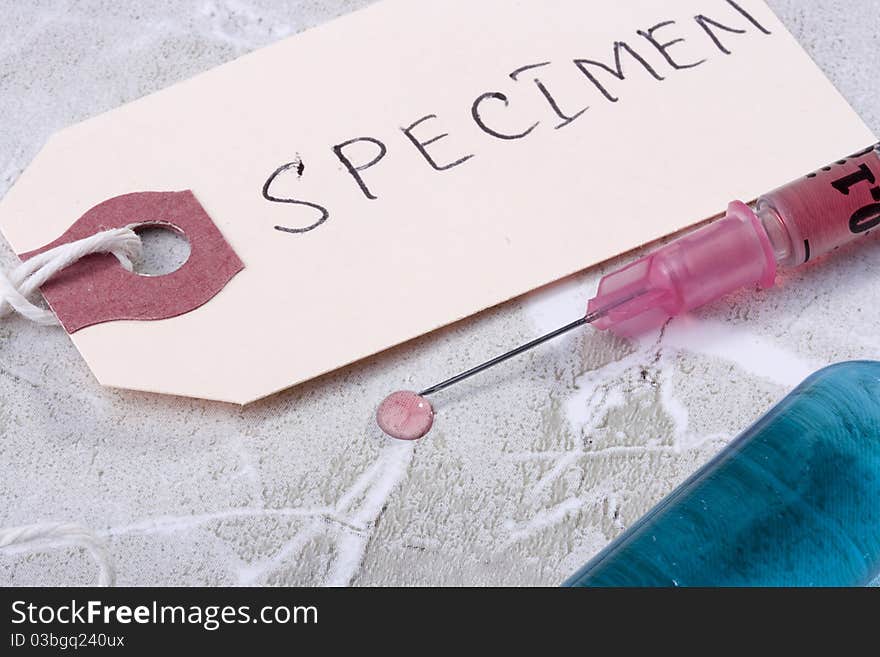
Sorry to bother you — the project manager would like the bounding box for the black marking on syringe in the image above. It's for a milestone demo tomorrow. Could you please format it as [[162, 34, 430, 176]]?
[[871, 186, 880, 202], [803, 239, 811, 263], [848, 144, 880, 158]]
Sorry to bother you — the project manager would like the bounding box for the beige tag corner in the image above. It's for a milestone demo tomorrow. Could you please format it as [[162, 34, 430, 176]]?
[[0, 0, 874, 404]]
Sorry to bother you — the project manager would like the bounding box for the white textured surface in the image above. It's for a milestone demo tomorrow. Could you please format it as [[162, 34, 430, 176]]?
[[1, 0, 879, 586]]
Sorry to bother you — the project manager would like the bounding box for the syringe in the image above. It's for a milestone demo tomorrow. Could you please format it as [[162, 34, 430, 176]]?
[[376, 143, 880, 440], [587, 143, 880, 337]]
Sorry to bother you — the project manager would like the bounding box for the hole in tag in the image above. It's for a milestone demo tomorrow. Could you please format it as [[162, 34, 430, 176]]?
[[131, 223, 191, 276]]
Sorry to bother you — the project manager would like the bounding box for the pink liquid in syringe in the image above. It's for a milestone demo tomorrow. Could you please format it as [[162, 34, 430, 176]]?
[[758, 144, 880, 265]]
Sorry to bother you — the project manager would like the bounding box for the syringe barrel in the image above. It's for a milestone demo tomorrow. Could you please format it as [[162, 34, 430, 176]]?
[[758, 144, 880, 266]]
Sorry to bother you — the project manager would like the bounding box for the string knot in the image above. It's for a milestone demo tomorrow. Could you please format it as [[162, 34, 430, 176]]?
[[0, 226, 142, 325]]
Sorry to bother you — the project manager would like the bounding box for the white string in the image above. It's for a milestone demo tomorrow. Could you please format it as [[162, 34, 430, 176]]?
[[0, 228, 137, 586], [0, 522, 115, 586], [0, 226, 142, 324]]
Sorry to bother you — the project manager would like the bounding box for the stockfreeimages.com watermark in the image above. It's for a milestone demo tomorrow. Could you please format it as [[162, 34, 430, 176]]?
[[11, 599, 317, 632]]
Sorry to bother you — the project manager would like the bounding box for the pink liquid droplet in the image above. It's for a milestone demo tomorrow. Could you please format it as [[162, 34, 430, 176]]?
[[376, 390, 434, 440]]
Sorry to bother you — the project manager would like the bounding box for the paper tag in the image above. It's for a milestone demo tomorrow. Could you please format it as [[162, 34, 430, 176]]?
[[0, 0, 873, 404]]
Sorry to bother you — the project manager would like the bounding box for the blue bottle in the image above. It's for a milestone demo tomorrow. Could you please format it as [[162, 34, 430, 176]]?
[[564, 361, 880, 587]]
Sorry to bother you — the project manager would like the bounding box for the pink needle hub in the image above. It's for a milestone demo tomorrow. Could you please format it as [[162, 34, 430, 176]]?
[[589, 201, 777, 336]]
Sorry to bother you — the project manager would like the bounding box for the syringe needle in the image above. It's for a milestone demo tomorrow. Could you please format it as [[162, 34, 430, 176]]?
[[418, 315, 589, 397], [376, 291, 644, 440], [418, 291, 643, 397]]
